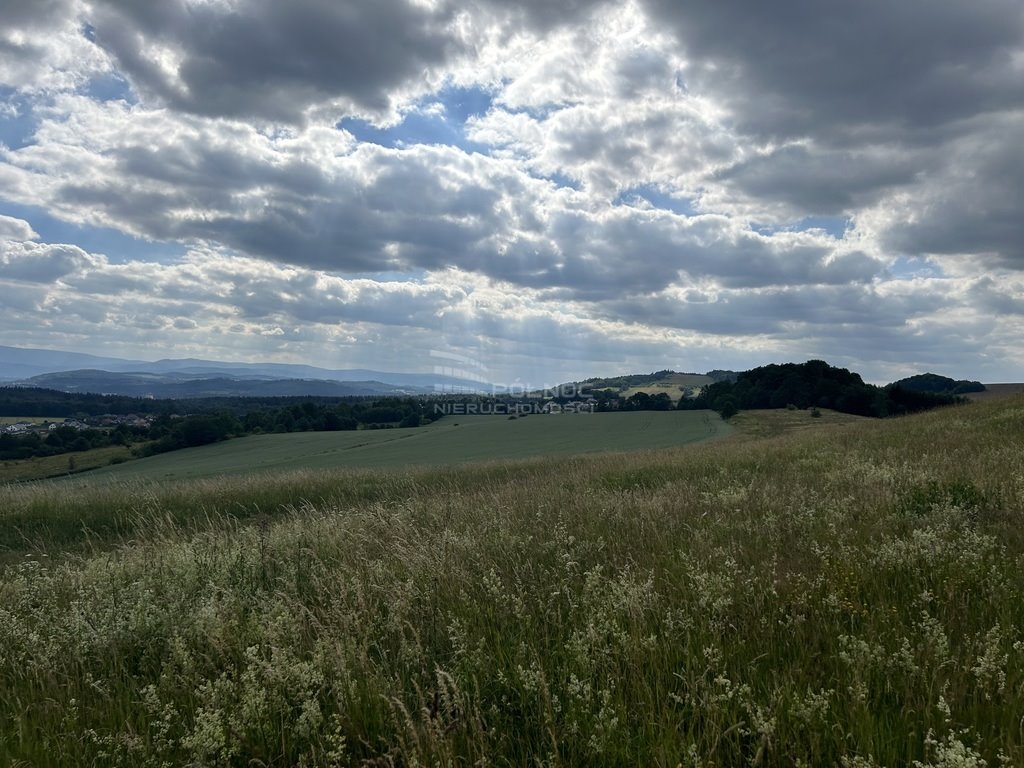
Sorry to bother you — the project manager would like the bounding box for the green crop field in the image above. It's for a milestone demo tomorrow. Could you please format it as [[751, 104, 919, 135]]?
[[2, 397, 1023, 766], [73, 410, 730, 483]]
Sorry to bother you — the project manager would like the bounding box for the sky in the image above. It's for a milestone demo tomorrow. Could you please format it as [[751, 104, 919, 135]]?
[[1, 0, 1022, 388]]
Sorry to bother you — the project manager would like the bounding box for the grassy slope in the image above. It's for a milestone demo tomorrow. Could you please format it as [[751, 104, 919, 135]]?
[[73, 410, 730, 483], [728, 406, 866, 439], [0, 445, 132, 483], [1, 397, 1023, 766], [965, 383, 1024, 401]]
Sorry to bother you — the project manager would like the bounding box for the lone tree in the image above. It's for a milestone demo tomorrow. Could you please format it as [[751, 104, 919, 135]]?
[[713, 394, 739, 420]]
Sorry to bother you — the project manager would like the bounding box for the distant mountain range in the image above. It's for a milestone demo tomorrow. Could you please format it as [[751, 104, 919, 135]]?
[[0, 345, 490, 398]]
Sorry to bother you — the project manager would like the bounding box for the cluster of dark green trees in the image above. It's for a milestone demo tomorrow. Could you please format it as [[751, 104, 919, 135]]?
[[0, 424, 136, 462], [0, 388, 441, 420], [142, 399, 439, 456], [621, 391, 674, 410], [679, 360, 968, 419], [0, 395, 440, 462]]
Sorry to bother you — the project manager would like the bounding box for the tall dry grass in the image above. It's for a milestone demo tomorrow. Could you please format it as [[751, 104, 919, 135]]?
[[1, 398, 1023, 766]]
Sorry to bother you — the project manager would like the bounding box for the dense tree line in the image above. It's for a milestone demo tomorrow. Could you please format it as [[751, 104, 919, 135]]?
[[0, 387, 173, 417], [1, 397, 441, 462], [679, 360, 965, 419], [621, 391, 674, 410], [0, 387, 437, 419], [140, 398, 439, 456]]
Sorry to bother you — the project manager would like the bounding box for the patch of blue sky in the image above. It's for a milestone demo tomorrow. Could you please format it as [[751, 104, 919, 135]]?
[[888, 256, 944, 280], [614, 184, 698, 215], [796, 216, 851, 239], [0, 200, 186, 265], [753, 215, 851, 239], [340, 84, 494, 153], [0, 87, 39, 150], [539, 171, 581, 191], [83, 72, 136, 104], [440, 85, 494, 124]]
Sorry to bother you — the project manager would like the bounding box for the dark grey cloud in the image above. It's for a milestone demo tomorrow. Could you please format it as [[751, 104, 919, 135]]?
[[88, 0, 463, 121], [715, 144, 920, 216], [48, 141, 507, 272], [967, 277, 1024, 316], [81, 0, 626, 122], [604, 283, 949, 337], [881, 117, 1024, 267], [1, 0, 76, 29], [529, 210, 882, 298], [644, 0, 1024, 142]]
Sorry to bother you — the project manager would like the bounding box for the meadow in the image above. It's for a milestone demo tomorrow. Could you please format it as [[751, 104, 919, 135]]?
[[73, 410, 730, 483], [0, 398, 1022, 766]]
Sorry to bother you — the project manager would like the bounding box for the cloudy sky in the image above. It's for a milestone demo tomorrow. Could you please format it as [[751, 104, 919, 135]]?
[[1, 0, 1022, 386]]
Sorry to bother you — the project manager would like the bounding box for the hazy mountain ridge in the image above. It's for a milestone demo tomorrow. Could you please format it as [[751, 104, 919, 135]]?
[[10, 370, 427, 399], [0, 346, 150, 380], [0, 346, 490, 394]]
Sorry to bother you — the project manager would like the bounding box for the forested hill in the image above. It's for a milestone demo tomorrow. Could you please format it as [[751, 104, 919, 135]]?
[[891, 373, 985, 396], [684, 360, 967, 418]]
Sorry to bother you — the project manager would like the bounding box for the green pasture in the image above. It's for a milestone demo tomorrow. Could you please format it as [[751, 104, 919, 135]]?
[[75, 410, 729, 483]]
